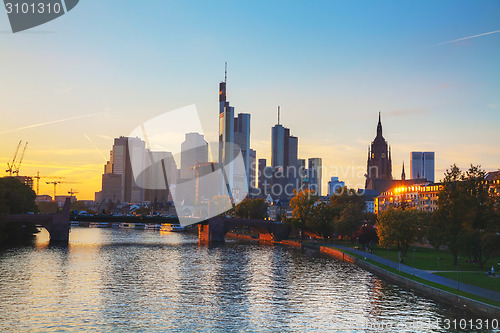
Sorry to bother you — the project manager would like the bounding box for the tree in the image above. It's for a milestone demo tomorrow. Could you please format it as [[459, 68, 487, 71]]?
[[310, 202, 334, 241], [0, 177, 38, 244], [289, 189, 318, 240], [71, 201, 95, 214], [335, 203, 364, 240], [434, 164, 494, 265], [377, 208, 423, 257], [0, 177, 37, 214], [133, 206, 151, 215], [209, 195, 234, 217], [235, 198, 268, 220], [330, 187, 366, 240], [355, 224, 379, 248]]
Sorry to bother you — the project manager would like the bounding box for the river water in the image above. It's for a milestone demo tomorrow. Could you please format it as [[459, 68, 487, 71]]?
[[0, 227, 495, 332]]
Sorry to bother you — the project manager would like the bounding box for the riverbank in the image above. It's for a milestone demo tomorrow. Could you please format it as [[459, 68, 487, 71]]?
[[226, 232, 500, 319]]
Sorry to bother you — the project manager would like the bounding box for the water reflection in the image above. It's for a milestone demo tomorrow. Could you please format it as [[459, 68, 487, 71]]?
[[0, 228, 494, 332]]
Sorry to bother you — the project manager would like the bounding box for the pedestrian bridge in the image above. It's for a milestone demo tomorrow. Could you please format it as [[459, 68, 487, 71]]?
[[198, 217, 290, 243]]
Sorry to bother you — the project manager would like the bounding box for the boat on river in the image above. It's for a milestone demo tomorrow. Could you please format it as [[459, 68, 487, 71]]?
[[134, 223, 146, 230], [160, 224, 185, 232], [145, 224, 162, 231], [89, 222, 109, 228]]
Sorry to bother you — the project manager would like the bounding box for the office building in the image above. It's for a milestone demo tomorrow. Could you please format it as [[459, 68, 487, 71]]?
[[308, 158, 322, 196], [270, 107, 299, 199], [180, 132, 208, 179], [249, 149, 256, 189], [328, 177, 345, 196], [218, 65, 255, 192], [97, 136, 178, 204], [411, 152, 435, 182]]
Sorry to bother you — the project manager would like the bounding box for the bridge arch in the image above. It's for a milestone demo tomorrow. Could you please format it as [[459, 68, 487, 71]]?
[[4, 199, 71, 242], [198, 217, 289, 243]]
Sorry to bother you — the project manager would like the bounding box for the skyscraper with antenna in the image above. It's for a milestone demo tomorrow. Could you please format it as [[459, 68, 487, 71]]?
[[218, 62, 233, 167], [271, 106, 299, 199], [218, 63, 255, 194]]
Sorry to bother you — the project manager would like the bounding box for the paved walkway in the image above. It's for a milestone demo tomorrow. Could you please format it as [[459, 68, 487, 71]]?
[[329, 244, 500, 303]]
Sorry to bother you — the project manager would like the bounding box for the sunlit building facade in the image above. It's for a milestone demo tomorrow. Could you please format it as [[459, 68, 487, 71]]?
[[375, 183, 442, 214]]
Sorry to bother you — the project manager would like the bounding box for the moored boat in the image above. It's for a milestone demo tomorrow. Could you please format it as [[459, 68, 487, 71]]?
[[134, 223, 146, 230], [160, 224, 185, 232], [145, 224, 161, 231], [89, 222, 109, 228]]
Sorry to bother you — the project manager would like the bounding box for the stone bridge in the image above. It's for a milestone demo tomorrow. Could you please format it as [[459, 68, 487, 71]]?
[[198, 217, 290, 243], [3, 198, 71, 242]]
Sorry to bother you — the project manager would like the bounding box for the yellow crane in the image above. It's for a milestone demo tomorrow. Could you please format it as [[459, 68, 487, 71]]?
[[33, 172, 65, 195], [68, 188, 79, 201], [46, 181, 82, 201]]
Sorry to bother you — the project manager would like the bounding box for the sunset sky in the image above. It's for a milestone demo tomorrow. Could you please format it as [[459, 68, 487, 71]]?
[[1, 0, 499, 200]]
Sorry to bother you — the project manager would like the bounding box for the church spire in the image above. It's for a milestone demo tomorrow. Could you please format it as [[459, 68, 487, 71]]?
[[401, 161, 406, 181], [377, 111, 382, 137]]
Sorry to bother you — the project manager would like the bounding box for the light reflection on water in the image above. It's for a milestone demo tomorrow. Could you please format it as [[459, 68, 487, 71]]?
[[0, 227, 491, 332]]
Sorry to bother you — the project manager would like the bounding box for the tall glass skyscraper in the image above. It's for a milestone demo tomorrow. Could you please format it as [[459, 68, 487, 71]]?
[[271, 115, 299, 199], [308, 158, 323, 196], [410, 152, 435, 182], [218, 65, 254, 192]]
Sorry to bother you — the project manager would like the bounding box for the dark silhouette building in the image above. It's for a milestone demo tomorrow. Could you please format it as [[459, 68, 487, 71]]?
[[365, 113, 393, 191]]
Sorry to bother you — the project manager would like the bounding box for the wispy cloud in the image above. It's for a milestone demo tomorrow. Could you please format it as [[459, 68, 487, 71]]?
[[437, 29, 500, 45], [0, 112, 104, 135], [84, 133, 108, 162]]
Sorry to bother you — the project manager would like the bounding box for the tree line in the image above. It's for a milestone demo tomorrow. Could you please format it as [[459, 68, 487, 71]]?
[[285, 188, 378, 244]]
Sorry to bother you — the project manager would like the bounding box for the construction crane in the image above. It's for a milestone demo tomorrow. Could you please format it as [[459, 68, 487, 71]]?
[[33, 172, 65, 195], [6, 140, 22, 176], [46, 181, 82, 201], [12, 141, 28, 176], [68, 188, 79, 200]]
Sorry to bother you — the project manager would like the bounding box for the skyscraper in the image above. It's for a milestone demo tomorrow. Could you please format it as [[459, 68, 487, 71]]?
[[271, 107, 299, 199], [308, 158, 322, 196], [100, 136, 146, 203], [234, 113, 252, 187], [258, 158, 271, 197], [180, 132, 208, 179], [365, 112, 393, 191], [249, 149, 256, 189], [297, 158, 306, 189], [218, 64, 234, 169], [217, 64, 255, 193], [411, 152, 435, 182]]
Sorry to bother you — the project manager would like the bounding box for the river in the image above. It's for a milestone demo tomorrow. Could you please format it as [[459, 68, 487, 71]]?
[[0, 227, 495, 332]]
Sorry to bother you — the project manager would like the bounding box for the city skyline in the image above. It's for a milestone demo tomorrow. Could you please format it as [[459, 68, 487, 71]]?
[[0, 1, 499, 200]]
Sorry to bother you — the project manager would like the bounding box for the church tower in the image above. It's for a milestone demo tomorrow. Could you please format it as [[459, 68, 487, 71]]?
[[365, 112, 392, 190]]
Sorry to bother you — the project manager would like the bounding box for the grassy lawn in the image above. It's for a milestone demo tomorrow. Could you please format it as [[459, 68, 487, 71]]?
[[434, 271, 500, 293], [332, 241, 500, 272], [364, 257, 500, 308]]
